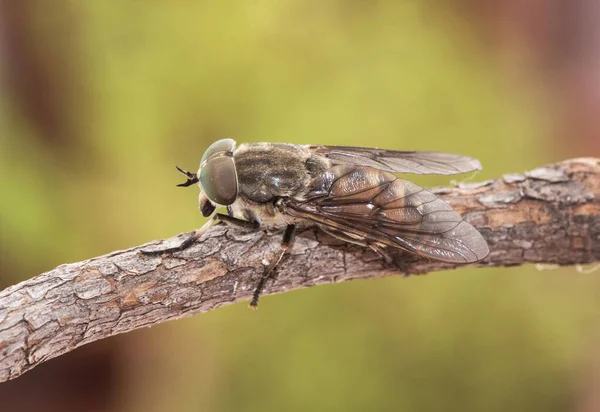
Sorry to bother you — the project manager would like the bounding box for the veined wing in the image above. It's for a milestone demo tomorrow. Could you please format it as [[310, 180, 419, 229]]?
[[307, 145, 482, 175], [286, 165, 489, 263]]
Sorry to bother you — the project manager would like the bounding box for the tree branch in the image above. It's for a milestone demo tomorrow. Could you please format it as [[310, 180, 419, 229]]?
[[1, 158, 599, 382]]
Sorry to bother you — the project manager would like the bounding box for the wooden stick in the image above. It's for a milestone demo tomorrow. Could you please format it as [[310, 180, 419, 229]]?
[[1, 158, 598, 382]]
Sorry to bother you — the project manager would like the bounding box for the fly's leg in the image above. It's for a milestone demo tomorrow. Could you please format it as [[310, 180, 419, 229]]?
[[216, 214, 261, 231], [319, 227, 392, 263], [249, 224, 296, 310], [141, 214, 259, 255], [368, 243, 393, 264], [140, 218, 215, 255]]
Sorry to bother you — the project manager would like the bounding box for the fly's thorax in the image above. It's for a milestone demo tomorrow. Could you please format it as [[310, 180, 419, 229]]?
[[233, 143, 330, 203]]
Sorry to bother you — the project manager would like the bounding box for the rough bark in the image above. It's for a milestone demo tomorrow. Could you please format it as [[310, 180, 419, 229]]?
[[1, 158, 599, 382]]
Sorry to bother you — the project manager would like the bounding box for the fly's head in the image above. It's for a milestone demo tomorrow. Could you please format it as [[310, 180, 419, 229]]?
[[175, 138, 239, 217]]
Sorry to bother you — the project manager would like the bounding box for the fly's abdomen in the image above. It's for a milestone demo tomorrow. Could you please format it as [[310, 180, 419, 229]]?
[[307, 165, 397, 200], [287, 164, 489, 263]]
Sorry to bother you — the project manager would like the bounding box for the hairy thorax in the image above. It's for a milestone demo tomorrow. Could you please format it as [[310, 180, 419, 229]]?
[[229, 143, 330, 227]]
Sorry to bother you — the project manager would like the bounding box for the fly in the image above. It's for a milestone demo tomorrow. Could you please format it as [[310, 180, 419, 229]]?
[[142, 139, 489, 308]]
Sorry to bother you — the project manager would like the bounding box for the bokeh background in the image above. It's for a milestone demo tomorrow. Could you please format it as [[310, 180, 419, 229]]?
[[1, 1, 599, 411]]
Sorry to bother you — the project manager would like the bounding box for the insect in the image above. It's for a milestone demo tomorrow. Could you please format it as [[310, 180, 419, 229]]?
[[143, 139, 489, 308]]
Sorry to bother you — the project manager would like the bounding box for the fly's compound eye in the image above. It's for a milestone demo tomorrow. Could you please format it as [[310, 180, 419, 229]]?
[[200, 155, 238, 205], [201, 138, 236, 166]]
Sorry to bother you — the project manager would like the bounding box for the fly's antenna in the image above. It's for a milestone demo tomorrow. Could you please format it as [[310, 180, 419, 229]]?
[[175, 165, 199, 187]]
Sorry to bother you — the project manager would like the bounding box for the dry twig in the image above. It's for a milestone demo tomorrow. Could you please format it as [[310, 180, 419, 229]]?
[[1, 158, 598, 382]]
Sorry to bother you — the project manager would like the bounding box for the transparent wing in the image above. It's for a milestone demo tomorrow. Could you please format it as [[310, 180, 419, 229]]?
[[307, 145, 482, 175], [286, 165, 489, 263]]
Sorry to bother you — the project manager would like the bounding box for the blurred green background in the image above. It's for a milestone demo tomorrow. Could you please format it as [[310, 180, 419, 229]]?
[[1, 1, 599, 411]]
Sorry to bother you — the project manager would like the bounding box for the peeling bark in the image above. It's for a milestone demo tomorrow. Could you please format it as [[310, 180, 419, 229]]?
[[1, 158, 599, 382]]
